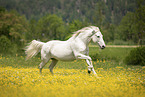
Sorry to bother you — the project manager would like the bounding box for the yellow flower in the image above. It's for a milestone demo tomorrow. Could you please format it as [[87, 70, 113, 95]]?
[[0, 60, 145, 97], [116, 66, 123, 69], [103, 59, 105, 63]]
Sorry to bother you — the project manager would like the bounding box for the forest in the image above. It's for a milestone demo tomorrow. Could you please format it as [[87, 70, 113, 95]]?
[[0, 0, 145, 54]]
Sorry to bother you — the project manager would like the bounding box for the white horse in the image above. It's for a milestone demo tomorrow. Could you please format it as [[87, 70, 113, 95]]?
[[25, 26, 105, 75]]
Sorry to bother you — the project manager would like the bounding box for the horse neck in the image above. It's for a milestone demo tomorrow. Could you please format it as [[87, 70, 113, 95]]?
[[67, 36, 75, 42], [76, 33, 92, 46], [67, 29, 93, 45]]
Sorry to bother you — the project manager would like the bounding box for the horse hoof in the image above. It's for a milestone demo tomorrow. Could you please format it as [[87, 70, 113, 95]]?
[[40, 68, 42, 74], [88, 70, 91, 74]]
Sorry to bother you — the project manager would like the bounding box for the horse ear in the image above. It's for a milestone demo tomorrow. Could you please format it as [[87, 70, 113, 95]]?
[[89, 30, 96, 37]]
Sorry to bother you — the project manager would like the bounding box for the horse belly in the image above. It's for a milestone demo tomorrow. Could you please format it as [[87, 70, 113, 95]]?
[[50, 45, 75, 61]]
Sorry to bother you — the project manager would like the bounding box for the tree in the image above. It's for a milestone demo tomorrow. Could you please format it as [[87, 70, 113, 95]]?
[[117, 12, 137, 42], [0, 0, 137, 25], [135, 0, 145, 46], [36, 14, 67, 41], [0, 8, 29, 51], [69, 20, 84, 33], [28, 19, 37, 40], [0, 35, 18, 54], [69, 19, 91, 32], [116, 0, 145, 44], [102, 24, 116, 43]]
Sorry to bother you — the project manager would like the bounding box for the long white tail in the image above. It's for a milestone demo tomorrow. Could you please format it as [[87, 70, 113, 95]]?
[[25, 40, 45, 60]]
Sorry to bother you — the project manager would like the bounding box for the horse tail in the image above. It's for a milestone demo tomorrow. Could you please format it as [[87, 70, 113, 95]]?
[[25, 40, 45, 60]]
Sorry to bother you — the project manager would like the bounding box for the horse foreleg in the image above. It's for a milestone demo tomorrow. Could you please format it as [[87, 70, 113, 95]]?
[[75, 53, 97, 75], [49, 58, 58, 74], [86, 59, 92, 74], [86, 59, 97, 74]]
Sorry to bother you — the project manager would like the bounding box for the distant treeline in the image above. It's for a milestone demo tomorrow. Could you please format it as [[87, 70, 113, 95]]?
[[0, 0, 139, 24], [0, 0, 145, 54]]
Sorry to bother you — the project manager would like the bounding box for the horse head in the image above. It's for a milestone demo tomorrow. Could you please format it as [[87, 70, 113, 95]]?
[[91, 27, 106, 49]]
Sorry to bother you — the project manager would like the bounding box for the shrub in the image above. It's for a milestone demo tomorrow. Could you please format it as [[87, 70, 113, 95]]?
[[0, 35, 17, 54], [124, 47, 145, 66]]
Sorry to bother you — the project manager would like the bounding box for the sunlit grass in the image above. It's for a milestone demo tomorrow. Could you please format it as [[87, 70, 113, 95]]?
[[0, 56, 145, 97]]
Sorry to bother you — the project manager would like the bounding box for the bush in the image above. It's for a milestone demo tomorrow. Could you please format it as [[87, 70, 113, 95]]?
[[0, 35, 17, 54], [124, 47, 145, 66]]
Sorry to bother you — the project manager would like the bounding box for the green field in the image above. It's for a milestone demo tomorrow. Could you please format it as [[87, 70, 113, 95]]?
[[89, 46, 132, 62], [0, 47, 145, 97]]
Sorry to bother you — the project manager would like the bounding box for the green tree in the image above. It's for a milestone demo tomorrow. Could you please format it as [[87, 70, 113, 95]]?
[[27, 19, 37, 40], [37, 14, 66, 41], [135, 0, 145, 46], [116, 0, 145, 44], [103, 24, 116, 43], [116, 12, 138, 43], [0, 8, 29, 52], [69, 20, 84, 33]]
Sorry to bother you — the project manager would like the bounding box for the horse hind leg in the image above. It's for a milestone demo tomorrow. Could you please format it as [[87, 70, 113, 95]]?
[[49, 58, 58, 74], [39, 47, 51, 73], [39, 57, 50, 74]]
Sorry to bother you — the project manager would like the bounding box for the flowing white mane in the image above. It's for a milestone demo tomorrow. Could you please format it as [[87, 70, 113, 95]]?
[[72, 26, 99, 37]]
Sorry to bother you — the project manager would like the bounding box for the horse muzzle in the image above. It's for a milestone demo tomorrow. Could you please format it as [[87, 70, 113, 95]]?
[[101, 45, 105, 49]]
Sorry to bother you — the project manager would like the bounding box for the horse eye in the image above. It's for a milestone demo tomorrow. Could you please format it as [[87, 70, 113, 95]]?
[[97, 36, 100, 38]]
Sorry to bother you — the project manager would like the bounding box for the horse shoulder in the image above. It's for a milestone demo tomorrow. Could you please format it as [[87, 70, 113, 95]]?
[[71, 39, 87, 54]]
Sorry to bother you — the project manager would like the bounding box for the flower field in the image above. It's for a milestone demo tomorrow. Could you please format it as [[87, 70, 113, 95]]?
[[0, 56, 145, 97]]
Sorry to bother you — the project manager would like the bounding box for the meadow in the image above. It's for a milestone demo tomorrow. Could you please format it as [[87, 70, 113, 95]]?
[[0, 47, 145, 97]]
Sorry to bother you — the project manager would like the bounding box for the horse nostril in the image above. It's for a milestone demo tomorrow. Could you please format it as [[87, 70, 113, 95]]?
[[102, 45, 105, 49]]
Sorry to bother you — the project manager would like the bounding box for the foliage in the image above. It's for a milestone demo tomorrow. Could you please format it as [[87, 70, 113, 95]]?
[[115, 1, 145, 44], [34, 14, 67, 41], [116, 12, 137, 42], [124, 47, 145, 66], [102, 24, 116, 43], [135, 0, 145, 46], [69, 20, 85, 33], [0, 0, 137, 25], [0, 8, 29, 49], [0, 35, 17, 54], [66, 19, 91, 39]]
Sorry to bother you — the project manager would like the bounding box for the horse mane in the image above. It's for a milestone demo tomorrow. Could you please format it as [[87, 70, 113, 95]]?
[[72, 26, 99, 37]]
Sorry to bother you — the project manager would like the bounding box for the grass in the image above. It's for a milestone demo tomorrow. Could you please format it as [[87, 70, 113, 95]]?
[[0, 47, 145, 97], [89, 47, 133, 62]]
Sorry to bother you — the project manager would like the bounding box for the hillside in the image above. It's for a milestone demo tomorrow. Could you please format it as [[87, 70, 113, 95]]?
[[0, 0, 137, 25]]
